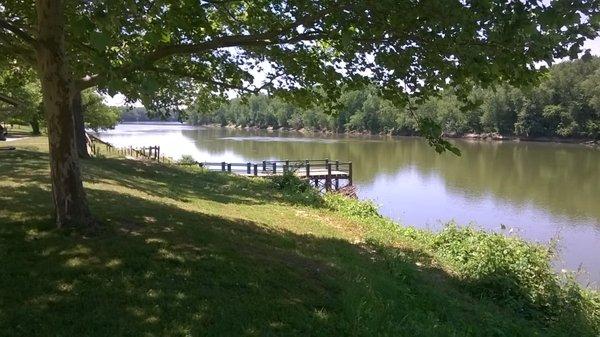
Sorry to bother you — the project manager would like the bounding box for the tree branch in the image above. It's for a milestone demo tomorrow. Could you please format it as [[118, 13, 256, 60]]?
[[141, 5, 332, 65], [0, 92, 23, 107], [0, 18, 36, 47], [75, 7, 332, 93], [73, 74, 100, 93], [148, 66, 255, 93], [142, 31, 324, 65]]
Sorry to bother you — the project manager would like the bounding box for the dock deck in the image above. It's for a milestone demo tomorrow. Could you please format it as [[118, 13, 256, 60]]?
[[201, 159, 353, 191]]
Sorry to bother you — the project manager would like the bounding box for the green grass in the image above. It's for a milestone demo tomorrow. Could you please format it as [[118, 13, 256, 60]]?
[[1, 137, 598, 337]]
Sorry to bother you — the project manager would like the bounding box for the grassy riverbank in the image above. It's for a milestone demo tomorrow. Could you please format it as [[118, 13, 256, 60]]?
[[1, 137, 598, 336]]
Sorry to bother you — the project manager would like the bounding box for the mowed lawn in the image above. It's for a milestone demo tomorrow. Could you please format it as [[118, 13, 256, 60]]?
[[0, 137, 596, 337]]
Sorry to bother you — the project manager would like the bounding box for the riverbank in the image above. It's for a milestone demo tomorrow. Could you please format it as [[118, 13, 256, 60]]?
[[1, 136, 598, 336], [193, 123, 600, 147]]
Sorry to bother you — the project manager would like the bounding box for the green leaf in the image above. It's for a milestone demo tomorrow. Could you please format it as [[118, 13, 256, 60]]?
[[90, 31, 111, 51], [160, 31, 172, 43]]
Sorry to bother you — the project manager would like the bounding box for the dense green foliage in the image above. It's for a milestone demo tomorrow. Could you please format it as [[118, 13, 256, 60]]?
[[81, 90, 121, 132], [4, 0, 598, 152], [0, 61, 119, 132], [0, 63, 43, 133], [188, 57, 600, 139], [119, 107, 181, 122], [324, 193, 600, 334]]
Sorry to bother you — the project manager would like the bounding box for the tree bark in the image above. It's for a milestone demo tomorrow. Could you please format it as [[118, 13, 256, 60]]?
[[72, 91, 91, 159], [35, 0, 94, 229]]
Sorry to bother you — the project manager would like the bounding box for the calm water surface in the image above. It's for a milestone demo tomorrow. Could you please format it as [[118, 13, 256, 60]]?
[[97, 123, 600, 286]]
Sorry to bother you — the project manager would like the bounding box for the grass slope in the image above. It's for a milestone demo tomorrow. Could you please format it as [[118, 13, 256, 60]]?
[[0, 137, 598, 337]]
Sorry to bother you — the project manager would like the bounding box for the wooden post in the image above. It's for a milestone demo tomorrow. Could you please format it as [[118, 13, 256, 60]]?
[[262, 160, 267, 172], [254, 164, 258, 176], [335, 160, 339, 170], [227, 164, 231, 172], [348, 162, 353, 186], [306, 163, 310, 178], [247, 162, 251, 174], [157, 146, 160, 161], [272, 162, 277, 174], [326, 163, 332, 191], [221, 162, 226, 172]]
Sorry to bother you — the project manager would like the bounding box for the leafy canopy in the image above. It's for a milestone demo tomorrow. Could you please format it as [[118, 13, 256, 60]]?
[[1, 0, 599, 151]]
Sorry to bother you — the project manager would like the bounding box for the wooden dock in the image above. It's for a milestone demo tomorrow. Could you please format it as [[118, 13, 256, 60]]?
[[201, 159, 353, 191]]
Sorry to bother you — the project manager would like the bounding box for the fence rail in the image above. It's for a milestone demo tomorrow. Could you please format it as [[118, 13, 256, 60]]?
[[88, 134, 169, 163], [200, 158, 353, 191]]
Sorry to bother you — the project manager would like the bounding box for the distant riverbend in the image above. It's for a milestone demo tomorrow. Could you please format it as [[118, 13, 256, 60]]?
[[96, 122, 600, 286]]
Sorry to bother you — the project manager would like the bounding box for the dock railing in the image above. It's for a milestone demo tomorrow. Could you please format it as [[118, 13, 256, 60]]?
[[200, 158, 353, 191]]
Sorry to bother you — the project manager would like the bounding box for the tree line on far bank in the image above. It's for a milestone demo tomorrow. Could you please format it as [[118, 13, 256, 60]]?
[[187, 56, 600, 139]]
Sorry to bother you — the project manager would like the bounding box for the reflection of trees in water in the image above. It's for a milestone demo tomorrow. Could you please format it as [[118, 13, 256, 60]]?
[[182, 128, 600, 223]]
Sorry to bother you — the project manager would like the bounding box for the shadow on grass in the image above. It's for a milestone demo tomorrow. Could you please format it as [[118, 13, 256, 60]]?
[[84, 156, 322, 207], [0, 149, 596, 336], [0, 149, 320, 208], [2, 189, 593, 336], [0, 150, 50, 185]]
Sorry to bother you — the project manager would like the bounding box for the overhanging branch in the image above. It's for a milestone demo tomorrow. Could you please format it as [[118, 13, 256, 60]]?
[[0, 18, 36, 47], [0, 92, 23, 107]]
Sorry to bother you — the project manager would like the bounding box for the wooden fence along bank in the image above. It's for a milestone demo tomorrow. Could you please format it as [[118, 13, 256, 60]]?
[[89, 135, 353, 192], [89, 134, 169, 163]]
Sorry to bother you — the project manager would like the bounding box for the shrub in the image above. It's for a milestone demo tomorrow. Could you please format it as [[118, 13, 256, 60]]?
[[325, 193, 381, 219], [431, 225, 561, 315], [272, 171, 311, 192], [325, 194, 600, 334], [177, 155, 197, 165], [271, 172, 322, 205]]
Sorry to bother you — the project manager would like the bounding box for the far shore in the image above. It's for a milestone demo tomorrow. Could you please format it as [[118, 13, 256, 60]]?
[[176, 122, 600, 147]]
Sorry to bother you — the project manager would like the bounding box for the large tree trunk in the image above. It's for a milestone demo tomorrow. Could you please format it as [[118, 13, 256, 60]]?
[[36, 0, 94, 229], [72, 91, 91, 159]]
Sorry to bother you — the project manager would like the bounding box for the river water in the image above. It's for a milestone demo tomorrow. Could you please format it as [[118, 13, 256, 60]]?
[[96, 123, 600, 286]]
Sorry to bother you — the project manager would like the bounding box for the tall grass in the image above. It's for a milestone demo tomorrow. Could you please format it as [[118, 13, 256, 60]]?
[[324, 193, 600, 334]]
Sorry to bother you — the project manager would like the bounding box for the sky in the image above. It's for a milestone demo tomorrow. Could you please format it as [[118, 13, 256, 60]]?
[[103, 37, 600, 106]]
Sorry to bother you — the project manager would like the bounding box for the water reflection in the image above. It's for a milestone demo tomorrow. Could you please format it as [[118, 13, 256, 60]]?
[[97, 123, 600, 285]]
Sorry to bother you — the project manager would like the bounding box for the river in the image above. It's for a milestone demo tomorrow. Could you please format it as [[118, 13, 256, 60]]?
[[96, 123, 600, 286]]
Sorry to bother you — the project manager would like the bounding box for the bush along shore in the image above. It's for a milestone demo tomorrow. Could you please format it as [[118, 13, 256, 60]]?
[[1, 137, 598, 336]]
